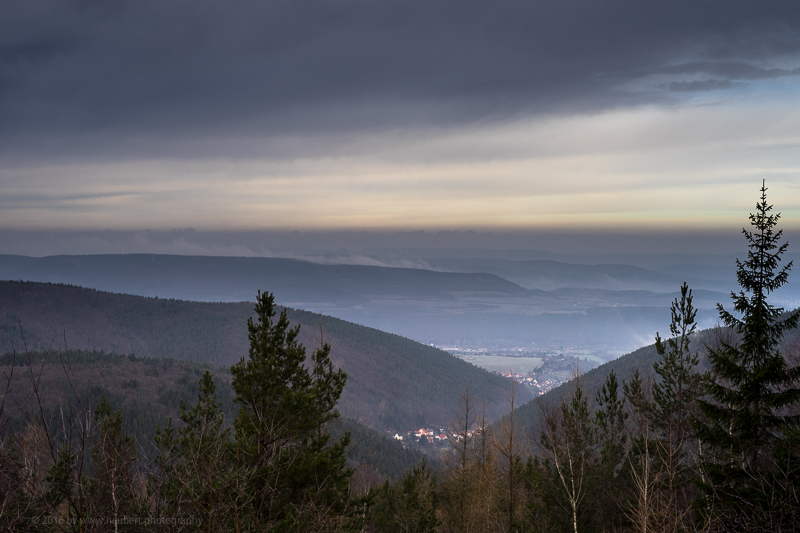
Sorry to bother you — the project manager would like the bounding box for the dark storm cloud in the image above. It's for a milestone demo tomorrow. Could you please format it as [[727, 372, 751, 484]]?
[[1, 0, 799, 158]]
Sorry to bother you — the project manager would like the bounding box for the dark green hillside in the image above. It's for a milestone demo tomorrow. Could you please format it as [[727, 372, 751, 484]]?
[[0, 281, 528, 431], [328, 419, 430, 481], [0, 350, 422, 480], [0, 279, 253, 361]]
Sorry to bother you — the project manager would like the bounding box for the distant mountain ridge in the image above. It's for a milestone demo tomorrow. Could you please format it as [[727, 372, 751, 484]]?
[[0, 253, 725, 351], [425, 257, 690, 291], [0, 254, 532, 303]]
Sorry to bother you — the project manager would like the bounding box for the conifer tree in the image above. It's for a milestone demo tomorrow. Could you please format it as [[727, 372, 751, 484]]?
[[230, 291, 354, 532], [371, 459, 439, 533], [652, 283, 703, 530], [595, 369, 627, 466], [694, 181, 800, 523], [593, 370, 628, 530], [653, 284, 702, 446], [154, 371, 236, 531]]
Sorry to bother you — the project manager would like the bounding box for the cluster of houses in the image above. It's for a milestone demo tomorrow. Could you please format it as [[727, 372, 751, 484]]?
[[494, 371, 529, 383], [393, 427, 455, 446], [491, 371, 562, 395], [533, 379, 561, 394], [392, 427, 489, 451]]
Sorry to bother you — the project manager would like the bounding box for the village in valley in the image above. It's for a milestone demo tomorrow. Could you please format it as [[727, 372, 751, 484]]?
[[392, 427, 451, 447], [390, 349, 603, 453], [445, 347, 602, 396], [391, 426, 484, 454], [489, 370, 561, 395]]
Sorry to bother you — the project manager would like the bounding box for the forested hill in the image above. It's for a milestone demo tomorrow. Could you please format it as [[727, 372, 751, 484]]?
[[0, 280, 530, 431], [514, 314, 800, 435]]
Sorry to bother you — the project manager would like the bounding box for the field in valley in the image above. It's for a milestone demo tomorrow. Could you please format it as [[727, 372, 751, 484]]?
[[456, 354, 543, 374]]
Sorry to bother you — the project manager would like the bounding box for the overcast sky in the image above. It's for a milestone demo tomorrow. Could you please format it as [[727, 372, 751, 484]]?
[[1, 0, 799, 254]]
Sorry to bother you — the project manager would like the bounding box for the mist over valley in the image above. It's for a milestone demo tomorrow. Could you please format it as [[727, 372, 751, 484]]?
[[1, 248, 776, 357]]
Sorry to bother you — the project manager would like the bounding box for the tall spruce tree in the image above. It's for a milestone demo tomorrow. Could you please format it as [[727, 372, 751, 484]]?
[[694, 181, 800, 523], [231, 291, 354, 532]]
